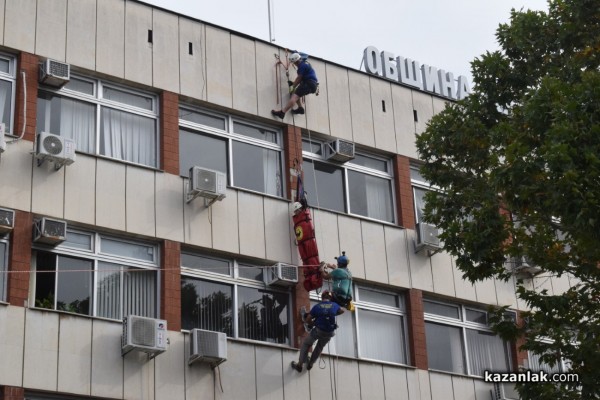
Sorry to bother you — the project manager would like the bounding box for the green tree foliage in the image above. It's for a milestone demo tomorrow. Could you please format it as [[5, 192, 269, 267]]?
[[415, 0, 600, 398]]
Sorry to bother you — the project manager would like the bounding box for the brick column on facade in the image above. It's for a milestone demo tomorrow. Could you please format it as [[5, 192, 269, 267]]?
[[406, 288, 428, 369], [15, 53, 39, 142], [393, 155, 416, 229], [160, 91, 179, 175], [512, 311, 529, 370], [161, 240, 181, 332], [7, 211, 33, 307], [0, 386, 25, 400]]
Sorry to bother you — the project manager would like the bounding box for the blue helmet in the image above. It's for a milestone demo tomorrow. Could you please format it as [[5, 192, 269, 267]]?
[[335, 251, 349, 267]]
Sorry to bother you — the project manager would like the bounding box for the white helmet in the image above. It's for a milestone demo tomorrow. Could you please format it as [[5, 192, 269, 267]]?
[[289, 53, 301, 63], [292, 202, 303, 214]]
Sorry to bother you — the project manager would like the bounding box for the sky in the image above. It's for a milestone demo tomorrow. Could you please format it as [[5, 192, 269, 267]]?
[[139, 0, 549, 83]]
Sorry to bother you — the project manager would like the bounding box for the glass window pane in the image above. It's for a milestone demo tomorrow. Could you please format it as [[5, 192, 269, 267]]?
[[100, 237, 155, 262], [423, 300, 460, 319], [233, 122, 277, 143], [181, 277, 233, 335], [529, 350, 563, 374], [179, 130, 228, 176], [123, 266, 156, 318], [351, 154, 388, 172], [302, 139, 321, 155], [466, 309, 487, 324], [64, 77, 94, 95], [0, 59, 10, 74], [35, 252, 56, 309], [425, 322, 466, 373], [348, 171, 394, 222], [357, 287, 400, 308], [0, 242, 7, 302], [302, 159, 345, 212], [36, 93, 96, 153], [63, 231, 93, 251], [103, 86, 153, 111], [238, 287, 289, 344], [56, 256, 93, 316], [181, 253, 230, 276], [410, 167, 426, 183], [324, 302, 355, 357], [179, 108, 226, 130], [238, 263, 263, 281], [97, 262, 121, 320], [0, 80, 12, 133], [413, 187, 428, 224], [466, 329, 511, 376], [232, 141, 282, 196], [358, 309, 405, 363]]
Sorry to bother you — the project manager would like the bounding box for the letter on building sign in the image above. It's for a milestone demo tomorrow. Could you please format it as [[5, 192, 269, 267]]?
[[381, 51, 398, 81], [397, 56, 422, 90], [438, 70, 456, 100], [456, 75, 471, 100], [421, 64, 442, 95], [363, 46, 382, 76]]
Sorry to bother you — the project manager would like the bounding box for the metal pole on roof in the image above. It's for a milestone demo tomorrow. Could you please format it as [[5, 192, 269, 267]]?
[[267, 0, 275, 42]]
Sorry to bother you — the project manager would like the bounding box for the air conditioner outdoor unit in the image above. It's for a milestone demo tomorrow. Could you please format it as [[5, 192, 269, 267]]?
[[39, 59, 70, 88], [0, 208, 15, 234], [33, 217, 66, 245], [415, 222, 441, 253], [0, 123, 6, 154], [122, 315, 167, 356], [189, 329, 227, 367], [266, 262, 298, 286], [186, 166, 227, 203], [324, 139, 355, 163], [513, 256, 543, 276], [491, 382, 519, 400], [35, 132, 76, 169]]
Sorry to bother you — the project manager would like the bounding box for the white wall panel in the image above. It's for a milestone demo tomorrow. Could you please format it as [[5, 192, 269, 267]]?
[[231, 35, 258, 115], [452, 258, 477, 302], [35, 0, 67, 61], [255, 41, 280, 120], [282, 349, 310, 400], [184, 333, 214, 400], [255, 346, 283, 400], [64, 149, 95, 225], [385, 226, 411, 288], [312, 209, 339, 268], [0, 0, 5, 45], [337, 215, 365, 280], [515, 278, 534, 311], [382, 365, 409, 399], [66, 0, 96, 70], [306, 59, 329, 135], [0, 140, 33, 211], [416, 369, 433, 400], [325, 64, 352, 141], [335, 359, 361, 399], [495, 276, 518, 308], [264, 198, 292, 263], [431, 251, 456, 297], [126, 166, 156, 236], [31, 160, 65, 218], [155, 173, 184, 242], [432, 97, 448, 115], [473, 379, 495, 400], [124, 1, 153, 86], [179, 18, 206, 100], [0, 306, 24, 386], [152, 9, 180, 92], [361, 221, 388, 284], [57, 316, 92, 396], [215, 342, 255, 400], [370, 78, 396, 153], [23, 310, 59, 391], [412, 91, 434, 135], [183, 190, 212, 249], [96, 0, 125, 78], [551, 274, 571, 296], [348, 70, 375, 147], [155, 333, 185, 400], [205, 26, 232, 108], [3, 0, 36, 53], [358, 363, 385, 399], [407, 230, 434, 291], [123, 350, 155, 400], [211, 189, 239, 254], [307, 355, 333, 399], [392, 85, 417, 158], [452, 376, 476, 400], [429, 372, 454, 400], [238, 192, 265, 259], [533, 273, 554, 296], [475, 278, 498, 305], [96, 159, 126, 231], [91, 319, 124, 399]]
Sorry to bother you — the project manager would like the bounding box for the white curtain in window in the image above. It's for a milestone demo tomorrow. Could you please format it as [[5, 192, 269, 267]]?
[[263, 148, 281, 196], [123, 267, 156, 318], [60, 98, 95, 153], [365, 175, 392, 222], [358, 309, 405, 363], [466, 329, 510, 376], [97, 262, 121, 319], [101, 108, 156, 167], [0, 242, 6, 302], [0, 80, 10, 131], [413, 187, 427, 223]]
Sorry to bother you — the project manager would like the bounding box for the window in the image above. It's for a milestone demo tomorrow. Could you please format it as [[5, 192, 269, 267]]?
[[33, 230, 159, 320], [0, 53, 16, 134], [0, 236, 8, 302], [179, 107, 284, 197], [411, 166, 431, 226], [181, 252, 291, 345], [302, 138, 395, 223], [37, 75, 159, 167], [423, 299, 513, 376], [313, 285, 408, 364]]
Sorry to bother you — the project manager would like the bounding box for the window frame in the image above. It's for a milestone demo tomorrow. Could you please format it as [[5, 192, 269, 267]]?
[[0, 53, 17, 135], [423, 298, 514, 376], [302, 137, 397, 224], [37, 74, 160, 168], [0, 235, 8, 302], [180, 251, 293, 346], [178, 105, 285, 198], [31, 228, 160, 320]]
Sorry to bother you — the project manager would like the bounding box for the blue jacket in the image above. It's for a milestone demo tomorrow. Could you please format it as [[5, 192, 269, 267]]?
[[310, 300, 340, 332]]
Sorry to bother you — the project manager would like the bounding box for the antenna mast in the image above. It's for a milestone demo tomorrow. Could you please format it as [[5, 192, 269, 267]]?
[[268, 0, 275, 42]]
